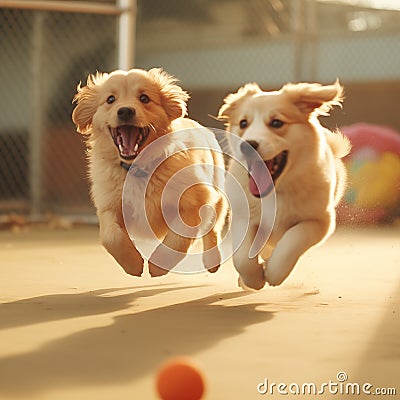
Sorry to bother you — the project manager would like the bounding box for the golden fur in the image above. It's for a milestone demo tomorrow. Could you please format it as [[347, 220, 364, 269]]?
[[218, 81, 350, 289], [72, 68, 227, 277]]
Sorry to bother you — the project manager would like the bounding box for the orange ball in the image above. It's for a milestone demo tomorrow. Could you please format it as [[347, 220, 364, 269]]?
[[156, 357, 205, 400]]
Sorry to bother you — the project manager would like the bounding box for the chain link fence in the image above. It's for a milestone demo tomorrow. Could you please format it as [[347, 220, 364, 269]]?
[[1, 0, 399, 221], [0, 4, 117, 218]]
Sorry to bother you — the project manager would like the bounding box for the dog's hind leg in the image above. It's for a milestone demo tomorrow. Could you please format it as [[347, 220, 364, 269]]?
[[202, 195, 228, 273], [202, 231, 221, 273], [148, 184, 226, 277], [148, 230, 195, 276], [264, 219, 330, 286], [148, 190, 201, 276]]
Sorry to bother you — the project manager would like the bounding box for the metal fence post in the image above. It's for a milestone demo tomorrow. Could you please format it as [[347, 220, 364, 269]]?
[[117, 0, 136, 70], [292, 0, 305, 82], [30, 11, 45, 217]]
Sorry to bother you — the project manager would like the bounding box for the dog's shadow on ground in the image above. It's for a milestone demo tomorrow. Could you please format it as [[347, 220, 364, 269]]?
[[0, 285, 186, 330], [0, 285, 273, 397]]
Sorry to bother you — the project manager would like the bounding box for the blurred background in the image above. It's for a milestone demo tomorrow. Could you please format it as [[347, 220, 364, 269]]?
[[0, 0, 399, 224]]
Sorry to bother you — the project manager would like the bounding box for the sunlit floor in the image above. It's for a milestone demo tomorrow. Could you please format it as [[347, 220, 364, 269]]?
[[0, 225, 399, 400]]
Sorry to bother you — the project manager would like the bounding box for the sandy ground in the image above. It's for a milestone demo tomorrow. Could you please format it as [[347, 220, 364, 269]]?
[[0, 225, 399, 400]]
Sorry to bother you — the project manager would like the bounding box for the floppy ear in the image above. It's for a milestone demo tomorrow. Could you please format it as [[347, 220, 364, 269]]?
[[217, 83, 262, 122], [72, 72, 107, 134], [283, 80, 344, 116], [147, 68, 189, 121]]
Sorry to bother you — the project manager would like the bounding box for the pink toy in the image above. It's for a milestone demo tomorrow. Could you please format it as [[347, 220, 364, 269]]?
[[337, 123, 400, 224]]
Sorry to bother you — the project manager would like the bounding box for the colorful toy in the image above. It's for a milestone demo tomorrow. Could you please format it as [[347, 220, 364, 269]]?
[[338, 123, 400, 224], [156, 357, 205, 400]]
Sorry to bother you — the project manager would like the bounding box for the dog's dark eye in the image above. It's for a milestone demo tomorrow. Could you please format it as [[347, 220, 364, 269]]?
[[107, 95, 116, 104], [239, 119, 248, 129], [139, 94, 150, 104], [270, 119, 284, 128]]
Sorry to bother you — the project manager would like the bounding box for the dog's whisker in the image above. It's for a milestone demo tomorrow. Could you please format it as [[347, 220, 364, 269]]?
[[151, 124, 168, 137], [147, 123, 158, 135]]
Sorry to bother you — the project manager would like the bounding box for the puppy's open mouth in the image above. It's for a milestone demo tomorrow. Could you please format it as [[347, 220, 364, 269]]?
[[248, 150, 288, 198], [109, 125, 150, 160]]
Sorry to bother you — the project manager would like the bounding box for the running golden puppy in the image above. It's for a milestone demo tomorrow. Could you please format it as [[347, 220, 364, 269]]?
[[218, 81, 350, 289], [72, 68, 227, 277]]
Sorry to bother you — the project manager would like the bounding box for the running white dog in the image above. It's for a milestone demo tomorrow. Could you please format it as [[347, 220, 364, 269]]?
[[218, 81, 350, 289]]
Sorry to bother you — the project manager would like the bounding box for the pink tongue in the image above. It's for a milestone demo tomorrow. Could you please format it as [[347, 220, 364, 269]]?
[[123, 131, 135, 151], [120, 127, 139, 153], [249, 161, 273, 197]]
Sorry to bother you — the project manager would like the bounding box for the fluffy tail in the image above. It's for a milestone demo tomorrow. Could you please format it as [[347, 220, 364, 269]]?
[[325, 129, 351, 205], [326, 128, 351, 159]]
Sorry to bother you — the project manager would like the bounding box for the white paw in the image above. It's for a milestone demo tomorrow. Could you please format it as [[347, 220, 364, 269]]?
[[264, 266, 284, 287], [238, 275, 264, 291]]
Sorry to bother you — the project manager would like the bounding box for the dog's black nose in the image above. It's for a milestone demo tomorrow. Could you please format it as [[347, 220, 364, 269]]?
[[240, 140, 259, 156], [117, 107, 135, 122]]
